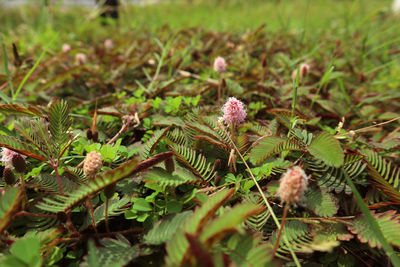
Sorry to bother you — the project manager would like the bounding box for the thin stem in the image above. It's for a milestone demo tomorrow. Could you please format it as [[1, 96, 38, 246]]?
[[107, 123, 128, 145], [52, 161, 64, 195], [218, 122, 301, 266], [218, 77, 222, 106], [273, 204, 289, 255], [87, 197, 98, 236], [105, 198, 110, 233]]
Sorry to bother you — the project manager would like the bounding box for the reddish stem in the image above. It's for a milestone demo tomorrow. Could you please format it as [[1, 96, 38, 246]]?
[[273, 204, 289, 255]]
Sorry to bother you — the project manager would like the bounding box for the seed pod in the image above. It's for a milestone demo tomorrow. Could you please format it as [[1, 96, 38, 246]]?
[[12, 154, 27, 173], [261, 54, 267, 68], [83, 151, 102, 176], [3, 168, 16, 185], [86, 129, 93, 140], [213, 159, 221, 172], [92, 131, 99, 142], [164, 157, 175, 174], [104, 183, 116, 199]]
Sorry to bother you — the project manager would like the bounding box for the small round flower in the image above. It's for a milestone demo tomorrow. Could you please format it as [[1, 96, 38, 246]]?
[[83, 151, 102, 176], [104, 39, 114, 50], [213, 56, 226, 73], [1, 148, 26, 169], [62, 44, 71, 53], [277, 166, 308, 205], [12, 154, 27, 173], [291, 63, 310, 80], [75, 53, 87, 65], [221, 97, 247, 125]]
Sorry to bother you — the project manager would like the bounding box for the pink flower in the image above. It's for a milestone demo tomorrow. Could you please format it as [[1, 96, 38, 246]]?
[[75, 53, 87, 65], [1, 148, 26, 169], [277, 166, 308, 205], [291, 63, 310, 80], [104, 39, 114, 50], [221, 97, 247, 125], [62, 44, 71, 53], [213, 56, 226, 73]]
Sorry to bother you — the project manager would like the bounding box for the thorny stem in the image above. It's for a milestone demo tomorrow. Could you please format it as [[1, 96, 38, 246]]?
[[66, 213, 79, 237], [273, 203, 289, 255], [218, 122, 301, 267]]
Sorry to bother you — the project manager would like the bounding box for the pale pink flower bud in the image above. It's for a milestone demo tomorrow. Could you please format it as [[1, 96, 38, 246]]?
[[213, 56, 226, 73], [62, 44, 71, 53], [221, 97, 247, 125], [1, 148, 26, 169], [83, 151, 102, 176], [75, 53, 87, 65], [291, 63, 310, 80], [277, 166, 308, 205], [104, 39, 114, 50]]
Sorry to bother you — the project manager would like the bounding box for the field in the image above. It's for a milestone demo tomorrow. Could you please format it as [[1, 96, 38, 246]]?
[[0, 0, 400, 266]]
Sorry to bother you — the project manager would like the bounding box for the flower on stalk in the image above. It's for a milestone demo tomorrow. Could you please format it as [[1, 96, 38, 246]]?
[[75, 53, 87, 65], [1, 148, 26, 169], [104, 39, 114, 50], [221, 97, 247, 125], [213, 56, 227, 73], [291, 63, 310, 80], [62, 44, 71, 53], [277, 166, 308, 205], [83, 151, 102, 176]]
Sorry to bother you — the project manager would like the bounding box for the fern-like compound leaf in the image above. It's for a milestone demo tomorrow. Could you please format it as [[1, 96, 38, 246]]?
[[165, 188, 235, 266], [170, 144, 216, 181], [303, 185, 338, 218], [348, 210, 400, 248], [36, 157, 140, 213], [0, 187, 23, 233], [363, 150, 400, 203], [307, 131, 344, 167], [48, 100, 72, 153], [249, 136, 303, 165]]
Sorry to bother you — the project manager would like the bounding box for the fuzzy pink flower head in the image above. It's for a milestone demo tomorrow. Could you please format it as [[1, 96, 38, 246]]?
[[277, 166, 308, 205], [75, 53, 87, 65], [291, 63, 310, 80], [62, 44, 71, 53], [104, 39, 114, 50], [213, 56, 226, 73], [221, 97, 247, 125], [1, 148, 26, 168]]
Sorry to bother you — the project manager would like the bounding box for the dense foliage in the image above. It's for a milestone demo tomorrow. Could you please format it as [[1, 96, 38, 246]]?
[[0, 1, 400, 266]]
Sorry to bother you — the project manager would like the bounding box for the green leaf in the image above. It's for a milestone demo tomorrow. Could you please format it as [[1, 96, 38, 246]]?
[[0, 134, 47, 162], [0, 104, 43, 116], [10, 237, 41, 266], [0, 187, 23, 233], [81, 235, 140, 267], [132, 198, 153, 212], [144, 211, 192, 245], [48, 100, 72, 152], [249, 136, 303, 165], [36, 157, 140, 213], [165, 188, 235, 266], [303, 186, 338, 218], [348, 210, 400, 248], [166, 200, 183, 213], [308, 131, 344, 167], [199, 203, 264, 245]]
